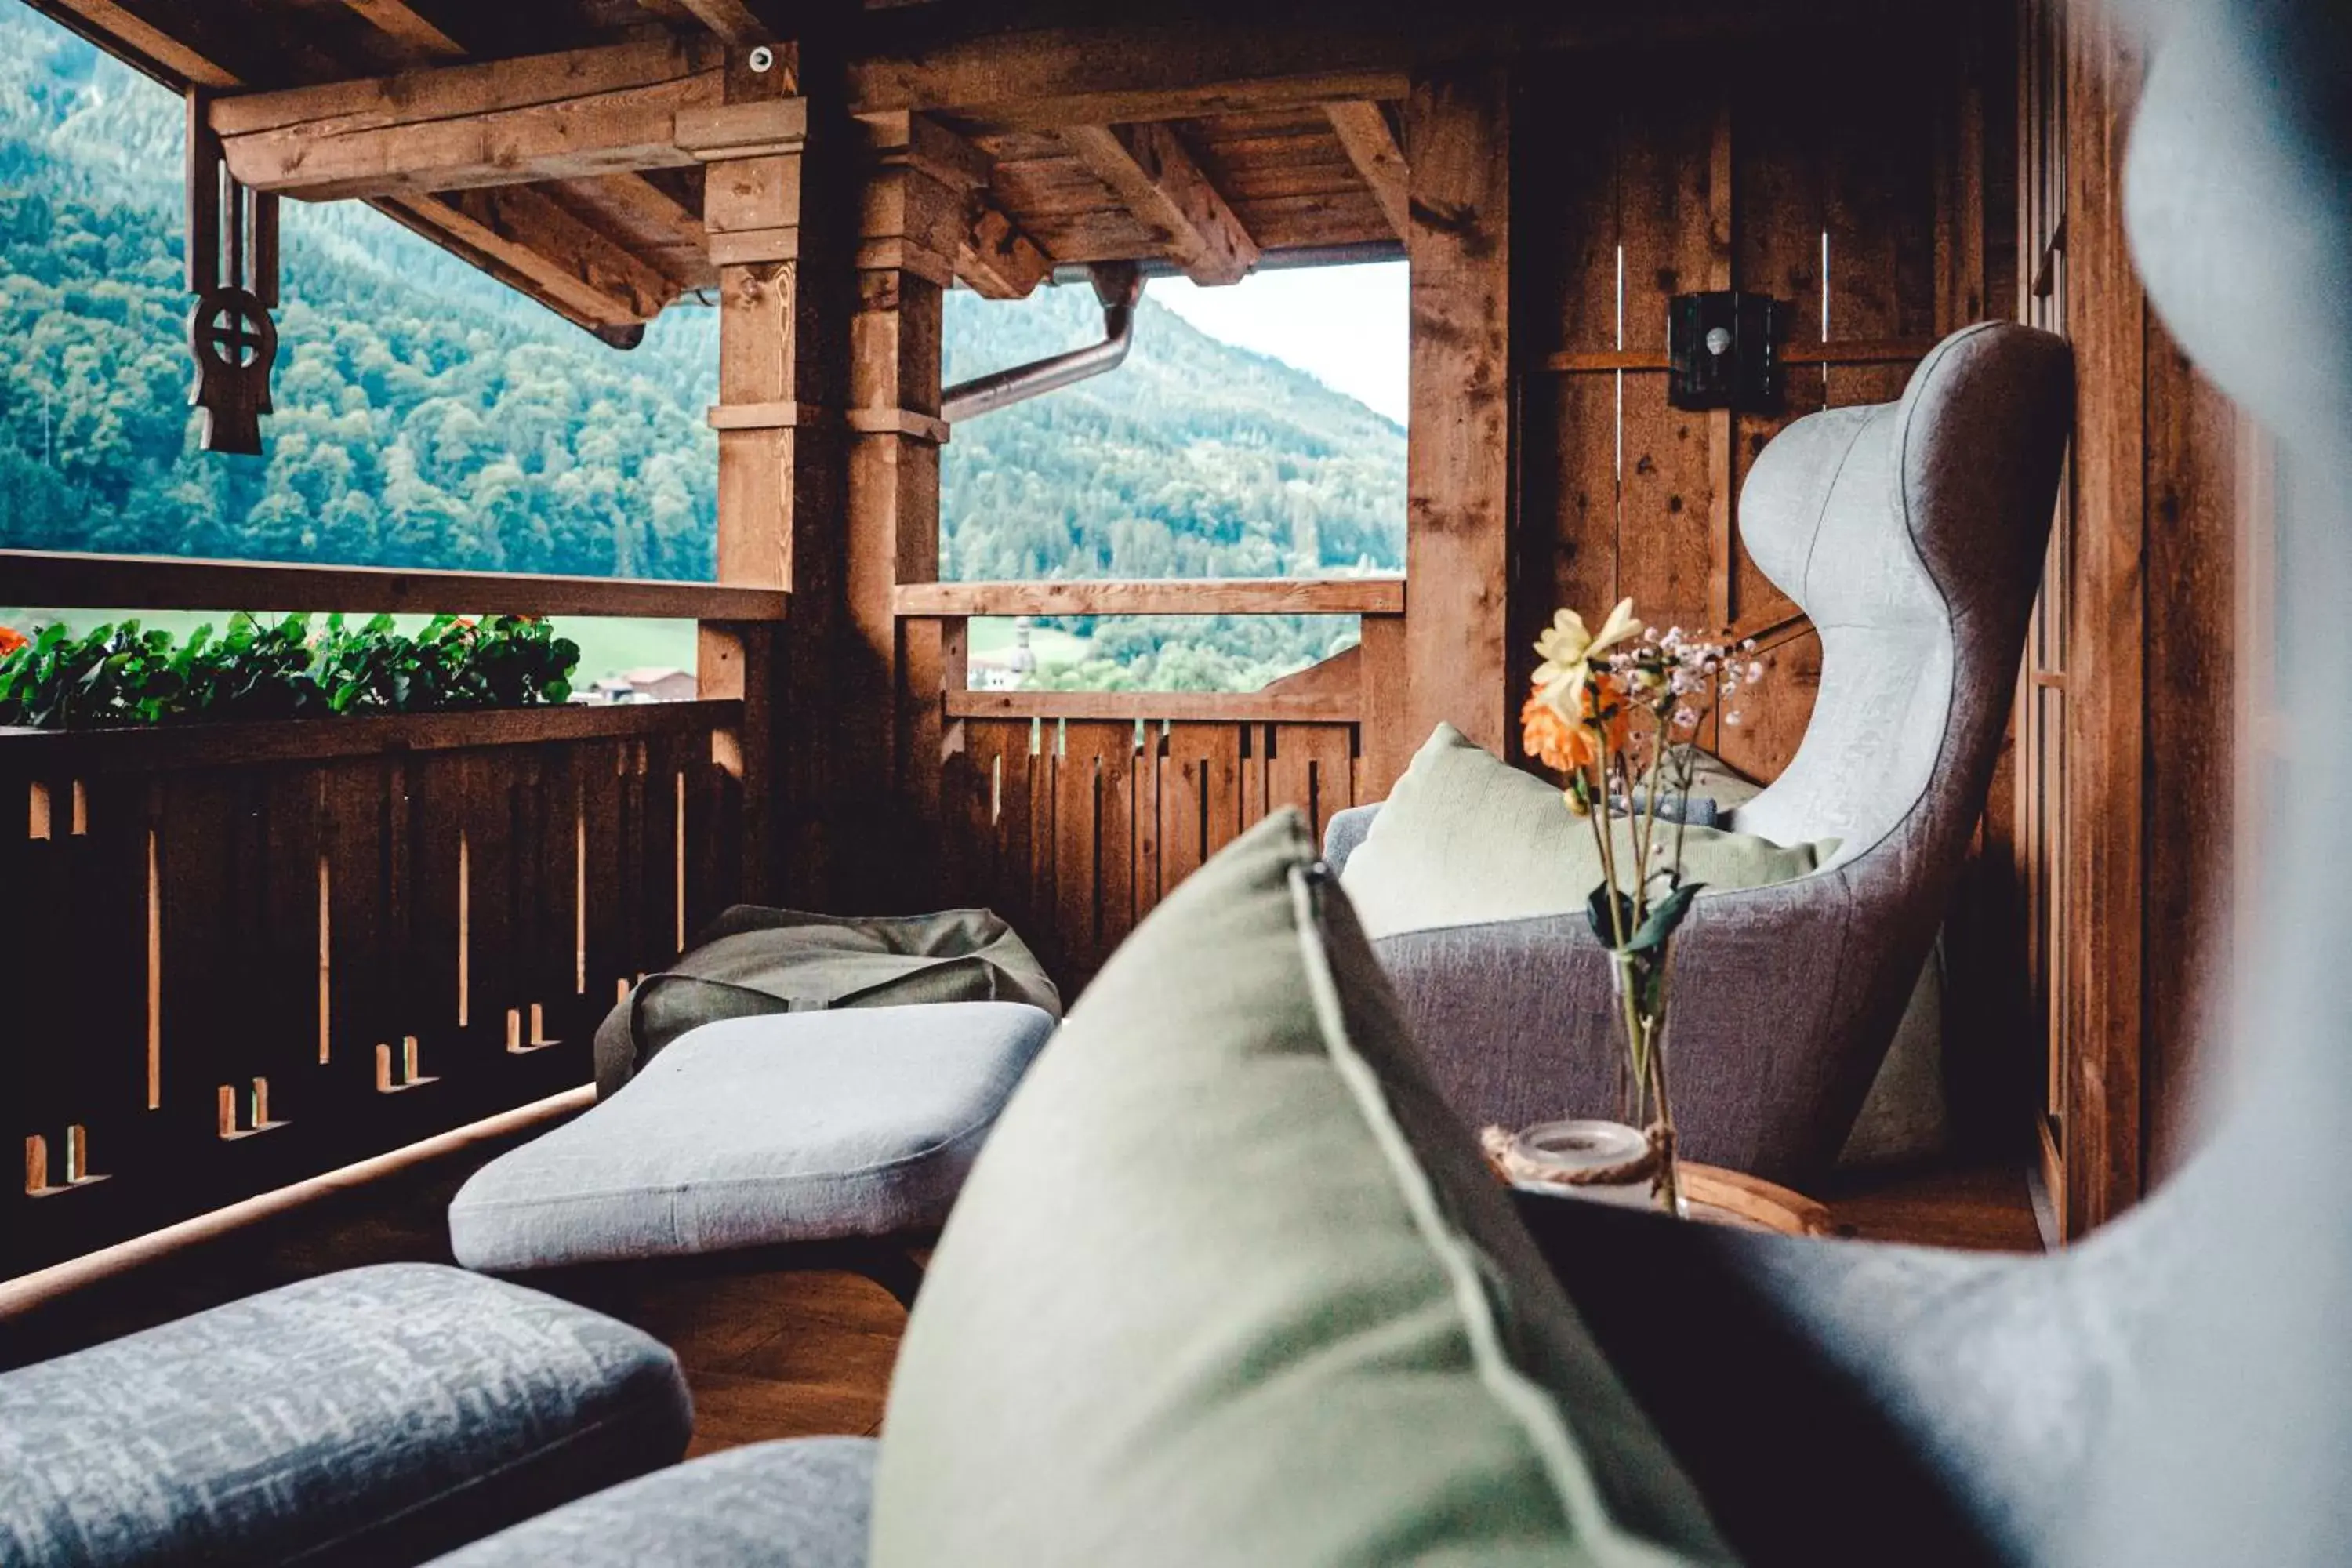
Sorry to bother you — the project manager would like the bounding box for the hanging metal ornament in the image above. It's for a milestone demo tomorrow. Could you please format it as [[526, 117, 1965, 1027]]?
[[184, 91, 280, 456]]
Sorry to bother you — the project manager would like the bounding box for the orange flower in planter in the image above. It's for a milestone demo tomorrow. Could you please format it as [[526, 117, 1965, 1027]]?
[[0, 625, 26, 658]]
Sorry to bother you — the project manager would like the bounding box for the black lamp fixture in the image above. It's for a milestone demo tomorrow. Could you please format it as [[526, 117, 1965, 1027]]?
[[1667, 290, 1787, 413]]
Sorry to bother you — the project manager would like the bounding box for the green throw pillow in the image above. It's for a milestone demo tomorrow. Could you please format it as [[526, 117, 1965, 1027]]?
[[869, 809, 1733, 1567], [1341, 724, 1836, 941]]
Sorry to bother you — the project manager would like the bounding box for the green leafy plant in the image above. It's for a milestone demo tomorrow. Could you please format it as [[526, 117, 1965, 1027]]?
[[0, 613, 579, 729]]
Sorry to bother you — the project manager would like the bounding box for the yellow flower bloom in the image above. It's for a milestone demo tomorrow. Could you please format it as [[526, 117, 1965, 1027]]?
[[1531, 597, 1639, 707]]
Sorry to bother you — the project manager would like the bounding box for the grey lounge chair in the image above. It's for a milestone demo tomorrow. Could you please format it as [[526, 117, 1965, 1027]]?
[[0, 1265, 691, 1567], [1330, 319, 2074, 1185], [1505, 4, 2352, 1566]]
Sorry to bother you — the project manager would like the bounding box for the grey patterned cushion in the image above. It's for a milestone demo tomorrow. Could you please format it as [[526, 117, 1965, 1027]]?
[[0, 1263, 691, 1568], [425, 1438, 876, 1568], [449, 1003, 1057, 1272]]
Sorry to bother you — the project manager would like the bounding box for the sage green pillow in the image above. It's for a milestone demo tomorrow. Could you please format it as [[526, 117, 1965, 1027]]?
[[869, 809, 1733, 1567], [1341, 724, 1836, 941]]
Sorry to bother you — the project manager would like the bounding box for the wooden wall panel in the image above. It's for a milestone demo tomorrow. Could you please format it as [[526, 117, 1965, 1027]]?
[[1617, 95, 1723, 635], [1516, 34, 1973, 787], [2142, 323, 2240, 1187], [1821, 77, 1939, 408], [1727, 74, 1828, 635]]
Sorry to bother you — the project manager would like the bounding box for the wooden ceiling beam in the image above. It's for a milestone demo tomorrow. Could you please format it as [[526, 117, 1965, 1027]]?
[[211, 37, 738, 199], [387, 187, 678, 326], [541, 172, 715, 290], [1061, 120, 1257, 285], [338, 0, 466, 59], [662, 0, 774, 45], [842, 1, 1911, 132], [589, 171, 710, 251], [1322, 100, 1408, 241], [332, 0, 719, 298], [210, 35, 724, 136], [848, 26, 1411, 133], [32, 2, 694, 331], [24, 0, 242, 87]]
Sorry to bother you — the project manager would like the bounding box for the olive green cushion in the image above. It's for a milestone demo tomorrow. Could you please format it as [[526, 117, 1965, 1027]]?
[[869, 809, 1733, 1567], [1342, 724, 1835, 941]]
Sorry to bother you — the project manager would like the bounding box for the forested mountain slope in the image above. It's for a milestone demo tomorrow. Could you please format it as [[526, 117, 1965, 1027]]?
[[0, 7, 1403, 688]]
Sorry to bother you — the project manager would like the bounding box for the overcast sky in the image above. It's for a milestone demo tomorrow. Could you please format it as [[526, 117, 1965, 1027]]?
[[1149, 260, 1408, 426]]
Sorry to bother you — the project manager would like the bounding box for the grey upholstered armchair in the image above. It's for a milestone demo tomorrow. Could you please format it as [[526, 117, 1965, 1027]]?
[[1512, 5, 2352, 1567], [1330, 321, 2073, 1185]]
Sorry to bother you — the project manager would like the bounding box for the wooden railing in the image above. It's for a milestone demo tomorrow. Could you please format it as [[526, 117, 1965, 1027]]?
[[0, 702, 745, 1279], [0, 549, 786, 621], [899, 577, 1403, 990], [0, 550, 776, 1280]]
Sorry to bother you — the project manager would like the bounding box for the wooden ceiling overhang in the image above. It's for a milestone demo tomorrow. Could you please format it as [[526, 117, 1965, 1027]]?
[[21, 0, 1878, 334]]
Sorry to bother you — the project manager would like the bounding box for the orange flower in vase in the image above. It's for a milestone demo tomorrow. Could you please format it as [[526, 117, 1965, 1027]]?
[[0, 625, 26, 659], [1520, 673, 1632, 775]]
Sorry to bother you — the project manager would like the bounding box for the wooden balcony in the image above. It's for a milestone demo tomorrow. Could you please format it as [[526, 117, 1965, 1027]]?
[[0, 554, 778, 1282], [0, 559, 1417, 1283]]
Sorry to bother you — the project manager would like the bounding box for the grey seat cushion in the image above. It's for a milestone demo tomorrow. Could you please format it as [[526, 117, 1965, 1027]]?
[[0, 1263, 691, 1568], [450, 1002, 1057, 1272], [425, 1438, 876, 1568]]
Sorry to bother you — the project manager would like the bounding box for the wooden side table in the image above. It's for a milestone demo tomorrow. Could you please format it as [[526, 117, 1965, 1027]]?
[[1502, 1162, 1837, 1238], [1676, 1163, 1836, 1236]]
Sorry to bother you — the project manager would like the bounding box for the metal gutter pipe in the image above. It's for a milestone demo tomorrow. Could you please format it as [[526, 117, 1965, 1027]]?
[[941, 261, 1143, 425]]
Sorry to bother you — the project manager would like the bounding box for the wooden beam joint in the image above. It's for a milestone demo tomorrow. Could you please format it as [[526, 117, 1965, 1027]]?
[[1323, 100, 1410, 241], [847, 406, 952, 445], [1061, 119, 1258, 285]]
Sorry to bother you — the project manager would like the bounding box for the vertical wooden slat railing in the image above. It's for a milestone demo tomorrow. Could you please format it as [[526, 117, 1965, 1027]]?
[[0, 550, 780, 1283], [0, 702, 746, 1279], [896, 578, 1405, 995]]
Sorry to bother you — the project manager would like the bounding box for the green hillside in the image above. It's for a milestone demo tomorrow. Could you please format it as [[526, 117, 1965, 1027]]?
[[0, 5, 1403, 689]]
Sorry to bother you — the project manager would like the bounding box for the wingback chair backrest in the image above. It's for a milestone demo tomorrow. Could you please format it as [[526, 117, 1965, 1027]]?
[[2066, 2, 2352, 1561], [1730, 323, 2074, 873]]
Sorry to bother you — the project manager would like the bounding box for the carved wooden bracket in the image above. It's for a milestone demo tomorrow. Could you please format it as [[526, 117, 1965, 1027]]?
[[186, 90, 279, 456]]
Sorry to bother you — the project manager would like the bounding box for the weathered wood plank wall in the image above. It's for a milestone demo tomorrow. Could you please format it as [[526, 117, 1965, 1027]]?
[[1512, 27, 1999, 787]]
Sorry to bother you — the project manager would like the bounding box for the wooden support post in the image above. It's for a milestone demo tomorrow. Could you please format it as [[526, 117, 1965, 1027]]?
[[699, 42, 847, 906], [847, 112, 969, 906], [1387, 65, 1510, 793], [2057, 11, 2147, 1236]]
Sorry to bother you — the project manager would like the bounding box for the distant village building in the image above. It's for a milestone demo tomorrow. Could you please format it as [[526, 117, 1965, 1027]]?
[[583, 667, 696, 705], [966, 617, 1040, 692]]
